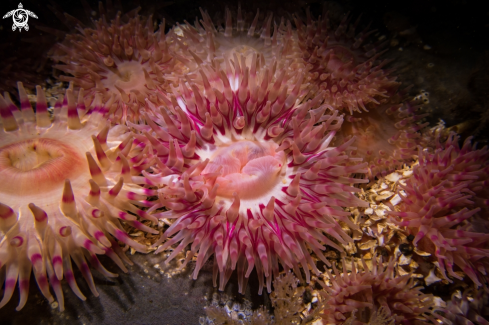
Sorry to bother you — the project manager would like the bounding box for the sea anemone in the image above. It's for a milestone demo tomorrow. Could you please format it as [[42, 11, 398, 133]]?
[[320, 257, 440, 324], [340, 98, 429, 179], [295, 7, 399, 115], [292, 7, 412, 180], [387, 133, 489, 286], [0, 83, 157, 311], [132, 54, 370, 295], [170, 5, 303, 84], [52, 11, 185, 123]]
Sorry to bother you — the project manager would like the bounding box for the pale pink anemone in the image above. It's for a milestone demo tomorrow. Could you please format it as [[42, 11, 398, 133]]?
[[170, 5, 303, 85], [52, 12, 186, 123], [130, 54, 370, 295], [320, 257, 440, 324], [0, 82, 157, 311], [388, 133, 489, 287], [341, 97, 429, 179], [295, 7, 399, 114]]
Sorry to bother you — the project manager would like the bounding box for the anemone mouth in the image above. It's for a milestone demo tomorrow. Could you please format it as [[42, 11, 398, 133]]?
[[0, 138, 85, 194], [201, 140, 286, 199], [103, 61, 150, 92], [106, 62, 144, 86]]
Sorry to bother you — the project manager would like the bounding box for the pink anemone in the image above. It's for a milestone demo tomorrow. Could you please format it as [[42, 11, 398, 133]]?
[[170, 5, 303, 84], [0, 83, 156, 311], [295, 7, 399, 115], [341, 97, 429, 178], [52, 12, 185, 123], [320, 257, 440, 324], [131, 54, 369, 294], [388, 133, 489, 286]]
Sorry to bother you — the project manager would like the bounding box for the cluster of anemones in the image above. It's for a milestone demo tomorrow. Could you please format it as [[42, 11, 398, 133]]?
[[291, 5, 427, 179], [130, 53, 370, 295], [0, 83, 156, 310], [49, 4, 410, 181], [388, 133, 489, 286], [294, 7, 399, 115], [320, 257, 440, 324], [51, 11, 186, 123], [4, 3, 488, 321]]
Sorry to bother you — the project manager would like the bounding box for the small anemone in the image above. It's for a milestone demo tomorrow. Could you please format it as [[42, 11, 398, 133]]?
[[341, 97, 429, 179], [171, 4, 303, 83], [0, 82, 157, 311], [52, 12, 186, 123], [295, 6, 399, 114], [320, 257, 440, 324]]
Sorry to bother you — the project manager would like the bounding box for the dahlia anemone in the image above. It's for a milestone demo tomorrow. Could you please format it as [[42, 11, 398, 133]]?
[[320, 257, 439, 324], [340, 99, 429, 179], [0, 83, 157, 311], [387, 133, 489, 287], [171, 5, 303, 84], [52, 12, 185, 123], [132, 55, 370, 295], [295, 7, 399, 114]]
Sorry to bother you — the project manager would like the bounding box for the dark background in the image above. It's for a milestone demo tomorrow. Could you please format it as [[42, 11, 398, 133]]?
[[0, 0, 488, 324]]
